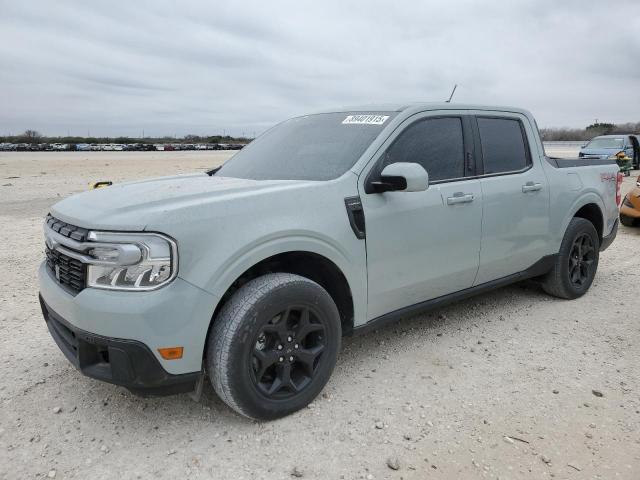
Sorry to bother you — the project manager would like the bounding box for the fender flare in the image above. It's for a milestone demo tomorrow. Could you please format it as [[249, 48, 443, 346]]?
[[202, 231, 366, 326], [559, 191, 606, 242]]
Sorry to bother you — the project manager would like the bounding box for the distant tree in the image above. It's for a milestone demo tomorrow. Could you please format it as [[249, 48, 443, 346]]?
[[19, 129, 43, 144], [586, 122, 615, 135]]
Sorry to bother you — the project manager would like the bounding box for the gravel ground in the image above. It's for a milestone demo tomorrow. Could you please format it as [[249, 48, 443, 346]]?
[[1, 151, 639, 480]]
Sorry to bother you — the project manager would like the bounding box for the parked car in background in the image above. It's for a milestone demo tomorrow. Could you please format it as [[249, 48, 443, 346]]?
[[620, 174, 640, 227], [76, 143, 92, 151], [580, 134, 640, 169]]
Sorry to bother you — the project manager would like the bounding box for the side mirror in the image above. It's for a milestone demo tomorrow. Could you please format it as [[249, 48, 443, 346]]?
[[370, 162, 429, 193]]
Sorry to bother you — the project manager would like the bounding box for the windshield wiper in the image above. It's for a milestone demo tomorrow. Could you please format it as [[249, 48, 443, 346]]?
[[206, 167, 221, 176]]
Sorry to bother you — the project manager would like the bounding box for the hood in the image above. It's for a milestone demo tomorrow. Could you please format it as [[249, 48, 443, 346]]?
[[50, 173, 309, 230], [579, 147, 620, 157]]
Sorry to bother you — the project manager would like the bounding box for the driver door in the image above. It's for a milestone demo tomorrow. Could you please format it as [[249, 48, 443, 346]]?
[[358, 113, 482, 320]]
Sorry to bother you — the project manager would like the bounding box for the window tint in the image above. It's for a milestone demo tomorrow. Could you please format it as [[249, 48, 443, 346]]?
[[382, 117, 464, 182], [217, 112, 395, 181], [477, 117, 529, 174]]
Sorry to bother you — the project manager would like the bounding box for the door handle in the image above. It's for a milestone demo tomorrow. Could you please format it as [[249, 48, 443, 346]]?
[[522, 182, 542, 193], [446, 193, 474, 205]]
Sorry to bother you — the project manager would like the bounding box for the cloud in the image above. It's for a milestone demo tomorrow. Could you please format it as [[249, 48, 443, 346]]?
[[1, 0, 639, 136]]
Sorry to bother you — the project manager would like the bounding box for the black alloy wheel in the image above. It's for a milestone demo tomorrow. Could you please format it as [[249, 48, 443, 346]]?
[[568, 233, 596, 287], [542, 217, 599, 299], [207, 273, 341, 420], [251, 306, 326, 399]]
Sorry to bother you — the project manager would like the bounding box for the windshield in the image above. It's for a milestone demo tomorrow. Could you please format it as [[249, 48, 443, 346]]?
[[586, 137, 624, 149], [216, 112, 396, 181]]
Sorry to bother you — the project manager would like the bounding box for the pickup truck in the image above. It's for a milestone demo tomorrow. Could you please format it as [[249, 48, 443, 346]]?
[[39, 103, 622, 420]]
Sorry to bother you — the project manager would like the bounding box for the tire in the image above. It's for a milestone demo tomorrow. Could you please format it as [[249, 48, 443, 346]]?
[[620, 214, 636, 227], [206, 273, 341, 420], [542, 217, 599, 300]]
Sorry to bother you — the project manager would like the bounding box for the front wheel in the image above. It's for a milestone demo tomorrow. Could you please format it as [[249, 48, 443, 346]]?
[[542, 217, 599, 299], [206, 273, 341, 420]]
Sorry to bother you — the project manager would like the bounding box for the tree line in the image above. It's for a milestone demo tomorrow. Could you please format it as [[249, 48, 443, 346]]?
[[540, 122, 640, 142], [0, 130, 252, 145], [5, 121, 640, 145]]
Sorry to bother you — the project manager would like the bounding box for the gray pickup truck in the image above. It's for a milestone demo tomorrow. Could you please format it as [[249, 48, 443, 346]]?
[[39, 103, 621, 419]]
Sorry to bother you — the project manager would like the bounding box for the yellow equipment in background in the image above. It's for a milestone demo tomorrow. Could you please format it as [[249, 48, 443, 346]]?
[[615, 152, 633, 177], [89, 181, 113, 189]]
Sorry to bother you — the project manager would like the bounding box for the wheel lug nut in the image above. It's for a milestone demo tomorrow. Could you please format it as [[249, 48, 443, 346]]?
[[294, 344, 299, 349], [279, 356, 284, 362], [277, 345, 283, 350], [289, 356, 294, 361], [287, 336, 292, 342]]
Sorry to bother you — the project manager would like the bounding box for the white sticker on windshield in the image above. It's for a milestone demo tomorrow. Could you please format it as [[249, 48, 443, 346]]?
[[342, 115, 389, 125]]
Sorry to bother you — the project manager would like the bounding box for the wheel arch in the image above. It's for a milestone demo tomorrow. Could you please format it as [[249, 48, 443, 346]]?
[[573, 203, 604, 240], [561, 193, 606, 244], [204, 245, 359, 359]]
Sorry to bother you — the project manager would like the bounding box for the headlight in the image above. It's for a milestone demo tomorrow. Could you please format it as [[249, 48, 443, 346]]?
[[85, 232, 177, 291]]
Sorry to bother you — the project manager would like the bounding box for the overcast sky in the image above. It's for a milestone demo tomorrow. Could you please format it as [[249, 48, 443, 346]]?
[[1, 0, 639, 137]]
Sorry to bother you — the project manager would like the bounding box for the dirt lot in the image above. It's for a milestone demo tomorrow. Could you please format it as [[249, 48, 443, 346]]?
[[1, 151, 639, 480]]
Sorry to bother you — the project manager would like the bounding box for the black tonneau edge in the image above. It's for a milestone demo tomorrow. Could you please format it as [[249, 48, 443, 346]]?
[[545, 156, 618, 168]]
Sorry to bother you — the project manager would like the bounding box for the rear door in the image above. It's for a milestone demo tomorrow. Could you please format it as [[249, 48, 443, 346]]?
[[472, 114, 551, 285], [359, 113, 483, 320]]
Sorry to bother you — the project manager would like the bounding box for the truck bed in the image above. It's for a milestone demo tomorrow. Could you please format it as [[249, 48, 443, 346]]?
[[546, 156, 618, 168]]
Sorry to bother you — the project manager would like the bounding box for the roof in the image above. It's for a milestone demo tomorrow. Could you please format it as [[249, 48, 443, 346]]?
[[312, 102, 533, 116]]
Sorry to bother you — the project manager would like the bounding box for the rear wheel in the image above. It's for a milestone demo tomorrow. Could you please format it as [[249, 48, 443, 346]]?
[[542, 218, 599, 299], [620, 214, 636, 227], [207, 273, 341, 420]]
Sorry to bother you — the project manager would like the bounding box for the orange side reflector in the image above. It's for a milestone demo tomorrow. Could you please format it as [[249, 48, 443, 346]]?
[[158, 347, 184, 360]]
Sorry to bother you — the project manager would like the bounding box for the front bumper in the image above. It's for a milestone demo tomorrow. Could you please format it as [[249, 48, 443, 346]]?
[[40, 296, 199, 395], [620, 205, 640, 219], [38, 261, 218, 393]]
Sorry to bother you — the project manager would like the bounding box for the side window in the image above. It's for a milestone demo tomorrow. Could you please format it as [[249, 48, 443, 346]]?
[[382, 117, 465, 182], [477, 117, 530, 174]]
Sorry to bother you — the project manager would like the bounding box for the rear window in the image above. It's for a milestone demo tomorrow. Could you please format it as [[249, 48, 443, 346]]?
[[217, 112, 396, 181], [477, 117, 530, 174]]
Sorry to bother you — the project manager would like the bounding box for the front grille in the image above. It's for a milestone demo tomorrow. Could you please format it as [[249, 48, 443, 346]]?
[[45, 214, 88, 293], [46, 214, 89, 242], [45, 245, 87, 293]]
